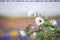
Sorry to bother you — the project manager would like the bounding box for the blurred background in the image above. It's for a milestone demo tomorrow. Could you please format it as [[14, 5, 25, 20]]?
[[0, 2, 60, 40]]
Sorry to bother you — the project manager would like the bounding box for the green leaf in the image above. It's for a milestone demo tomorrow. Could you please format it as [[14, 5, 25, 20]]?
[[24, 24, 31, 36], [55, 28, 60, 33]]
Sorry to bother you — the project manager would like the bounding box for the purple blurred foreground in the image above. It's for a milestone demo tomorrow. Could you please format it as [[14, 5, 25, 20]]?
[[0, 20, 60, 40]]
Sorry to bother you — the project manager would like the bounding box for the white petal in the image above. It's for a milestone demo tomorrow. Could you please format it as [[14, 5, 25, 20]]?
[[50, 20, 57, 26], [20, 30, 26, 36], [31, 32, 37, 39], [27, 10, 37, 17], [50, 27, 54, 30], [33, 32, 37, 36]]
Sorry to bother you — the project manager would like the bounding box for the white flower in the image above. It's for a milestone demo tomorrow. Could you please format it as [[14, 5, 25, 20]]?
[[50, 20, 57, 26], [32, 32, 37, 36], [20, 30, 26, 36], [50, 27, 54, 30], [27, 10, 37, 18], [35, 17, 44, 26], [31, 32, 37, 39]]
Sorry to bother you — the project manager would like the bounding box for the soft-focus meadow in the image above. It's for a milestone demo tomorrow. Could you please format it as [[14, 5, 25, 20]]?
[[0, 16, 60, 40]]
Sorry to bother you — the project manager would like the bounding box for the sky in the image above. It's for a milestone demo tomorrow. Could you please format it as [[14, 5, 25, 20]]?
[[0, 2, 60, 17]]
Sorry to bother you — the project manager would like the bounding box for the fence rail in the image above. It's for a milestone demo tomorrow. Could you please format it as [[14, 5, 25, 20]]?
[[0, 0, 60, 2]]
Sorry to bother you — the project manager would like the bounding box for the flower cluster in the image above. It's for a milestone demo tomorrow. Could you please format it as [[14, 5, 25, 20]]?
[[35, 17, 57, 26], [19, 15, 60, 40]]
